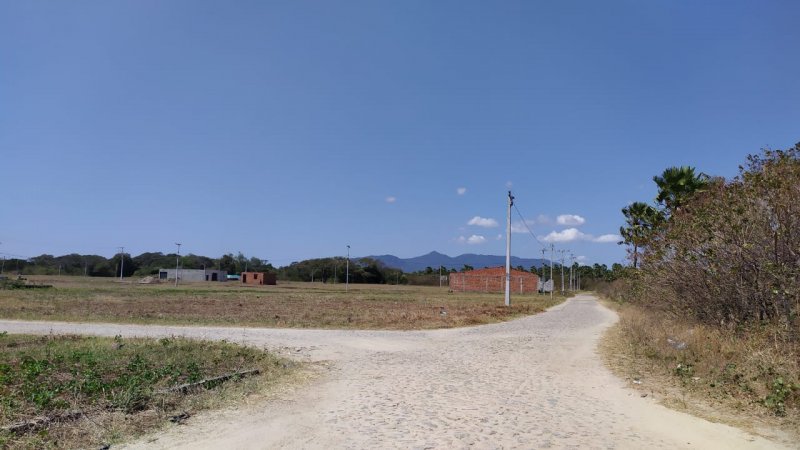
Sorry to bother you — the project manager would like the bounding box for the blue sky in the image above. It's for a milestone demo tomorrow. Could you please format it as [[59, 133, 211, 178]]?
[[1, 1, 798, 267]]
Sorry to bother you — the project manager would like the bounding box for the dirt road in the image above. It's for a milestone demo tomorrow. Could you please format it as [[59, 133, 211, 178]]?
[[0, 294, 787, 449]]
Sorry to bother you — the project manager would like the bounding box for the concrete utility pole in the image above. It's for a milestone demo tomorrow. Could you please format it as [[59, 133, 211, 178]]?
[[175, 243, 181, 287], [504, 191, 514, 307], [118, 246, 125, 281], [559, 250, 566, 293], [346, 245, 350, 292], [569, 253, 575, 291], [549, 244, 555, 299], [540, 247, 547, 295]]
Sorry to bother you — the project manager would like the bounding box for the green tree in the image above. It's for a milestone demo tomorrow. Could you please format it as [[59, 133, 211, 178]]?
[[653, 166, 709, 214], [619, 202, 664, 268]]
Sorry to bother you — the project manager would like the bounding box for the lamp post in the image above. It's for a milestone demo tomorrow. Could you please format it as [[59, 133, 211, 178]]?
[[346, 245, 350, 292], [175, 243, 181, 287], [118, 246, 125, 281]]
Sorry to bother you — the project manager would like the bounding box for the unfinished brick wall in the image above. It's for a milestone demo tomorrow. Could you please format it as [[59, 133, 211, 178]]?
[[449, 267, 538, 293], [241, 272, 277, 286]]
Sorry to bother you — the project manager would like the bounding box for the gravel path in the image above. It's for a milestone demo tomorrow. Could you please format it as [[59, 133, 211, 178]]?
[[0, 294, 787, 449]]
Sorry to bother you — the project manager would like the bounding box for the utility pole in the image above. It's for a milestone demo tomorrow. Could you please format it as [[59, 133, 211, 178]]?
[[345, 245, 350, 292], [540, 248, 547, 295], [118, 246, 125, 281], [559, 250, 566, 293], [549, 244, 555, 299], [439, 266, 442, 288], [175, 243, 181, 287], [569, 253, 575, 291], [504, 191, 514, 307]]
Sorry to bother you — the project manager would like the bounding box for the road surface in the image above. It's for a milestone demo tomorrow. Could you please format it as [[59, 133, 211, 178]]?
[[0, 294, 787, 449]]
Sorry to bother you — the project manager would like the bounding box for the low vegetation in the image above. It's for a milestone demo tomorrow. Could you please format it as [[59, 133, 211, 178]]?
[[0, 332, 296, 449], [608, 144, 799, 440], [0, 278, 566, 330]]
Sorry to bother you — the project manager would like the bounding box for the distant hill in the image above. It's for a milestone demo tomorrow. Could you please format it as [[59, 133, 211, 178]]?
[[367, 251, 546, 273]]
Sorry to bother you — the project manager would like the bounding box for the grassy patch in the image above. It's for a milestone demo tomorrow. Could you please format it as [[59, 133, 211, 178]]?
[[0, 276, 566, 330], [599, 301, 799, 444], [0, 332, 296, 449]]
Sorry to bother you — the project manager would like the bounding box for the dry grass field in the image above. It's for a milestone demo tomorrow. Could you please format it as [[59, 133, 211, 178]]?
[[599, 301, 799, 444], [0, 276, 566, 330]]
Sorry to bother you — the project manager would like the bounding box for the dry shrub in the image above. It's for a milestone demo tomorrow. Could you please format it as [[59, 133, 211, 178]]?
[[640, 145, 799, 330]]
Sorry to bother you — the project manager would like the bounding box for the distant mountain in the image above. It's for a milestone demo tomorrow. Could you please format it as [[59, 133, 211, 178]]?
[[367, 251, 546, 273]]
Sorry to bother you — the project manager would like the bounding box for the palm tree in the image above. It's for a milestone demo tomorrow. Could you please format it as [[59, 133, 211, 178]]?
[[619, 202, 664, 268], [653, 166, 709, 214]]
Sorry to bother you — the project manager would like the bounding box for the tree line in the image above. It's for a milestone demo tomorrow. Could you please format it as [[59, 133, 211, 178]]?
[[2, 250, 622, 287], [0, 252, 274, 278]]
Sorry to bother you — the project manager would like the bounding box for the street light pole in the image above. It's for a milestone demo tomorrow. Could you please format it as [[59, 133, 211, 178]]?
[[345, 245, 350, 292], [175, 243, 181, 287], [118, 246, 125, 281]]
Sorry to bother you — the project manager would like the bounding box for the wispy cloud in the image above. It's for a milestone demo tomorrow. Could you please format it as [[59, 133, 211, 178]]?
[[510, 220, 533, 234], [458, 234, 487, 245], [457, 187, 467, 195], [539, 228, 621, 244], [593, 234, 620, 243], [468, 216, 499, 228], [496, 234, 503, 240], [385, 196, 396, 203], [556, 214, 586, 226]]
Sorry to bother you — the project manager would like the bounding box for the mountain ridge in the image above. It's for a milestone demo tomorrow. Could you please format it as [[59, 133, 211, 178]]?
[[366, 251, 546, 273]]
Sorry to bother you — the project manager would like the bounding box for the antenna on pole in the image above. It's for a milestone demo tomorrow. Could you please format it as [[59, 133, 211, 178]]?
[[504, 191, 514, 307]]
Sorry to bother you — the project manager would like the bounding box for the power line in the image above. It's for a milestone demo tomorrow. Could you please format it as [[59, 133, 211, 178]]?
[[512, 204, 547, 250]]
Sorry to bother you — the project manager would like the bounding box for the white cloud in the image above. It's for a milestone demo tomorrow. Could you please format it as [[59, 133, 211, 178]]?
[[539, 228, 621, 244], [496, 234, 503, 240], [457, 187, 467, 195], [536, 214, 552, 225], [510, 220, 533, 233], [576, 255, 588, 263], [506, 181, 513, 188], [457, 235, 487, 245], [540, 228, 588, 243], [557, 214, 586, 226], [385, 196, 396, 203], [468, 216, 499, 228], [593, 234, 621, 243]]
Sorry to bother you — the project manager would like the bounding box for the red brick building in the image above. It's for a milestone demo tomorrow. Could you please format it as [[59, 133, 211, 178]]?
[[241, 272, 277, 286], [449, 267, 539, 294]]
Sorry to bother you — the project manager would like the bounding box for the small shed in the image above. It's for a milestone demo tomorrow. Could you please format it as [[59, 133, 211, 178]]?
[[241, 272, 276, 286], [449, 267, 539, 293]]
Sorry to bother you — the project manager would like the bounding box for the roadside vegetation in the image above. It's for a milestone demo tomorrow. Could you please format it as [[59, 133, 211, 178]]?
[[606, 144, 799, 440], [0, 332, 296, 449], [0, 280, 566, 330]]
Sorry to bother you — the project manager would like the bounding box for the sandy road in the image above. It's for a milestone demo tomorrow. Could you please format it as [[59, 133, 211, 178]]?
[[0, 294, 788, 449]]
